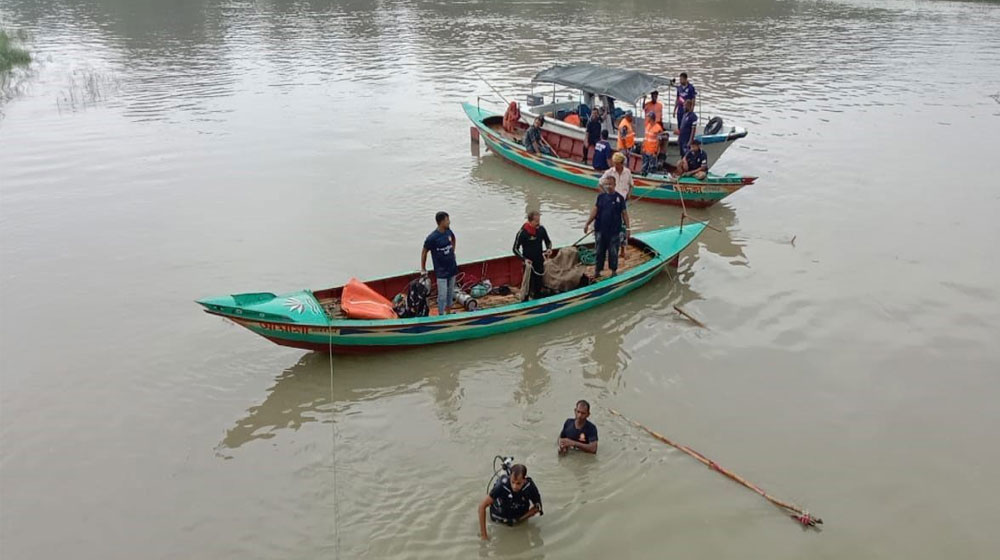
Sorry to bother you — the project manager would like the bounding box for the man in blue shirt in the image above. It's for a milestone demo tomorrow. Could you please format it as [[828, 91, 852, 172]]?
[[557, 400, 598, 454], [675, 98, 698, 157], [677, 138, 709, 180], [675, 72, 697, 125], [420, 211, 458, 315], [591, 129, 612, 171], [584, 176, 630, 279]]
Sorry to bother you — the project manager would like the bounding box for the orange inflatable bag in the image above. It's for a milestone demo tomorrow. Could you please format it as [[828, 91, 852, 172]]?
[[340, 278, 398, 319]]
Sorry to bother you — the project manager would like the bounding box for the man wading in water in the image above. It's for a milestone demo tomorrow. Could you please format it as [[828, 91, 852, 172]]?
[[558, 399, 598, 454], [478, 464, 543, 540]]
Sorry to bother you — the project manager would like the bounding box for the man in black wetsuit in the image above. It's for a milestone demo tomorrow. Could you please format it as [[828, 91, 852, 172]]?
[[512, 210, 553, 300], [478, 464, 543, 540]]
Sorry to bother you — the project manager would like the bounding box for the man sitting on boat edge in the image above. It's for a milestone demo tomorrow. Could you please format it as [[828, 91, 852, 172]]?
[[676, 138, 709, 180], [524, 116, 556, 156]]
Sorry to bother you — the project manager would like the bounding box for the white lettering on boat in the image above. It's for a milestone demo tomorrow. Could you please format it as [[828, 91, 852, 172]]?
[[256, 321, 310, 334]]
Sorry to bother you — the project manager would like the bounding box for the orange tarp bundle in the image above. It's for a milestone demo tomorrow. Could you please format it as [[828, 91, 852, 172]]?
[[340, 278, 398, 319]]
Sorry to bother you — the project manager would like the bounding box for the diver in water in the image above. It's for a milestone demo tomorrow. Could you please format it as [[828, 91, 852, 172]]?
[[477, 463, 543, 540]]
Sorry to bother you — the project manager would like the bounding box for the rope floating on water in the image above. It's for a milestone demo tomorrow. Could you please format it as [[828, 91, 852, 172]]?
[[608, 408, 823, 528]]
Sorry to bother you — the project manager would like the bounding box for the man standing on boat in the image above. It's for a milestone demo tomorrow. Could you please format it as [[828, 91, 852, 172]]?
[[675, 98, 698, 157], [675, 72, 697, 125], [584, 106, 604, 164], [524, 116, 556, 156], [421, 212, 459, 316], [512, 210, 553, 300], [584, 175, 630, 280], [641, 111, 664, 176], [601, 152, 634, 260], [592, 130, 612, 171], [616, 111, 636, 153], [643, 90, 663, 126]]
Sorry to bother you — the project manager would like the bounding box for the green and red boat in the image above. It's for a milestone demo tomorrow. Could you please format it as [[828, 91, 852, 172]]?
[[463, 102, 756, 208], [197, 224, 705, 354]]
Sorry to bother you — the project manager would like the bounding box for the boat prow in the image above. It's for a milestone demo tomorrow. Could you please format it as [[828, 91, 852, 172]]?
[[197, 290, 329, 326]]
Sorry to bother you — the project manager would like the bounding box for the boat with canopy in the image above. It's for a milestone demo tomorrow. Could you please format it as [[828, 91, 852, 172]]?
[[481, 63, 748, 167], [463, 102, 756, 207]]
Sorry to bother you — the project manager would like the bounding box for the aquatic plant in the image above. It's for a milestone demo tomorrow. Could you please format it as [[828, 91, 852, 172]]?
[[56, 69, 122, 112], [0, 28, 31, 73]]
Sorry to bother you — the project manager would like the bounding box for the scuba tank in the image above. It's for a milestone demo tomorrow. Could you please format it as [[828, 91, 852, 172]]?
[[454, 289, 478, 311]]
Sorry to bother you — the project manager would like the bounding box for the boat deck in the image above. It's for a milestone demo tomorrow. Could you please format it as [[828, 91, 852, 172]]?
[[318, 244, 652, 320]]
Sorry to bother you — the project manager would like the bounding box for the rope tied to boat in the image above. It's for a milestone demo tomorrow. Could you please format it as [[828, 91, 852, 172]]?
[[607, 408, 823, 529]]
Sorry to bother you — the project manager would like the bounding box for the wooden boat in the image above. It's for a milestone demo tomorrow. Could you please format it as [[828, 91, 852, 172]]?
[[197, 224, 706, 354], [495, 63, 748, 166], [464, 102, 756, 208]]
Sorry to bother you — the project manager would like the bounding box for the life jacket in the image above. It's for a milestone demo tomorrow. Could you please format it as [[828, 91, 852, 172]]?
[[643, 122, 663, 155], [564, 113, 581, 126], [617, 119, 635, 150], [643, 100, 663, 124], [502, 101, 521, 133]]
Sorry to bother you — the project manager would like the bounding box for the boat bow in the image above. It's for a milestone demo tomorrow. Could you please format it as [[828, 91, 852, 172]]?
[[634, 222, 706, 258], [197, 290, 327, 325]]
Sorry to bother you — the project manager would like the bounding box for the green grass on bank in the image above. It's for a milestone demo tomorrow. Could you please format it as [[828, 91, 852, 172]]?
[[1, 29, 32, 73]]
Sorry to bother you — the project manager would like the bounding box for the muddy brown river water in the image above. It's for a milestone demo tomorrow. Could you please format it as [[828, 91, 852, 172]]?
[[2, 0, 1000, 558]]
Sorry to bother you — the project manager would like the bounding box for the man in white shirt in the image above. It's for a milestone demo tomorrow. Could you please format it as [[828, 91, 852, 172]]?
[[600, 151, 634, 201]]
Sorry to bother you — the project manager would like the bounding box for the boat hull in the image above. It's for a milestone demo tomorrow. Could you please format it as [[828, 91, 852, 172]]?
[[198, 225, 706, 354], [463, 103, 754, 207]]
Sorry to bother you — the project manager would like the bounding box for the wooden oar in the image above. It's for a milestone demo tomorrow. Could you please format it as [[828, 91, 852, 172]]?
[[607, 408, 823, 528], [673, 305, 707, 329]]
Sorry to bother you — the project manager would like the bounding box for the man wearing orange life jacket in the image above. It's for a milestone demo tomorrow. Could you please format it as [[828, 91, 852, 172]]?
[[564, 112, 581, 127], [642, 90, 663, 126], [616, 111, 636, 152], [641, 111, 664, 175]]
